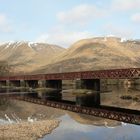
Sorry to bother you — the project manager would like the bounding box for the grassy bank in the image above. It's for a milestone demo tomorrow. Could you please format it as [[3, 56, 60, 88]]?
[[0, 119, 60, 140]]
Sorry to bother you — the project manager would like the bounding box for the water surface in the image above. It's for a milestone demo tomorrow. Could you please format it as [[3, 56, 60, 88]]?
[[0, 84, 140, 140]]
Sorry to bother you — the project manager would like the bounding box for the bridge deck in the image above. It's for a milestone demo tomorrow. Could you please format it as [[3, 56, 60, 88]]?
[[0, 68, 140, 80]]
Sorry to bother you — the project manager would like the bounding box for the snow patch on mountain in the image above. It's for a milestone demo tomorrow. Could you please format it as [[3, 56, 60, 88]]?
[[120, 38, 127, 43]]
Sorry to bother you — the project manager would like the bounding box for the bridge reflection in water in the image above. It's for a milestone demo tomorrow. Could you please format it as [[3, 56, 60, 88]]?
[[0, 85, 140, 125], [0, 68, 140, 124]]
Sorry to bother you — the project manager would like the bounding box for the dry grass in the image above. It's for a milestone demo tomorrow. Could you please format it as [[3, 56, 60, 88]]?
[[34, 37, 140, 74], [0, 120, 60, 140]]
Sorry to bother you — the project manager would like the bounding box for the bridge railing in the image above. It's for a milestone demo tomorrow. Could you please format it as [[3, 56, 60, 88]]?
[[0, 68, 140, 80]]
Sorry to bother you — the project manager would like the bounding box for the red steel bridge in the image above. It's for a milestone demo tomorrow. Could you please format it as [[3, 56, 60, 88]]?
[[0, 68, 140, 80], [0, 68, 140, 124]]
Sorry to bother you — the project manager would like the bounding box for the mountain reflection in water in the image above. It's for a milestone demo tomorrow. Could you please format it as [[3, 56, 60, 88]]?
[[0, 84, 140, 139], [42, 114, 140, 140]]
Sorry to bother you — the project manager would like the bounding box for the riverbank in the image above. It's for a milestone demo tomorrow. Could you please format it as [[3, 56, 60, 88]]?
[[0, 119, 60, 140]]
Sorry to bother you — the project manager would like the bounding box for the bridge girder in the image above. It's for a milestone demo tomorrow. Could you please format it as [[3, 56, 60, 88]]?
[[0, 68, 140, 80]]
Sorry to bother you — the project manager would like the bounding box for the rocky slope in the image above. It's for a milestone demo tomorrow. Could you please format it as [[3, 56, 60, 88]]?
[[34, 37, 140, 74], [0, 41, 65, 74]]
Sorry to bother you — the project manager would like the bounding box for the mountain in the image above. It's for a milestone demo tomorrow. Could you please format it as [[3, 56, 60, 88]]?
[[0, 41, 65, 74], [34, 37, 140, 74], [0, 37, 140, 75]]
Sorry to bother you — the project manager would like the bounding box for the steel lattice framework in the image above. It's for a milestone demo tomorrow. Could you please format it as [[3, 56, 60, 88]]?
[[2, 95, 139, 125], [0, 68, 140, 81]]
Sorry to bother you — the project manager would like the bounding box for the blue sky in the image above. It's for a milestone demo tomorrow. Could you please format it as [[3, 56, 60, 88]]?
[[0, 0, 140, 47]]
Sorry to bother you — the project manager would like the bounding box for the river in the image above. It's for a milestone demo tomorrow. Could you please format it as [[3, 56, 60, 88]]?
[[0, 84, 140, 140]]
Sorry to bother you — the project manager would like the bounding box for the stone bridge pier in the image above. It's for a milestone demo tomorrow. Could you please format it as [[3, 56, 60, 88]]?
[[25, 80, 39, 88], [76, 79, 100, 91], [38, 80, 46, 88], [76, 79, 100, 107], [9, 80, 21, 87], [46, 80, 62, 89], [0, 81, 7, 87], [80, 79, 100, 91]]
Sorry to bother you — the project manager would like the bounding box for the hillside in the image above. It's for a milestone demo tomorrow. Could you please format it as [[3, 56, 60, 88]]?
[[0, 41, 65, 74], [34, 37, 140, 74], [0, 37, 140, 75]]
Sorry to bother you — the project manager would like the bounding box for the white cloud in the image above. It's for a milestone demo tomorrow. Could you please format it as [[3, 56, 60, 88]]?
[[57, 4, 105, 26], [0, 13, 12, 33], [131, 13, 140, 23], [36, 30, 93, 47], [36, 1, 140, 47], [111, 0, 140, 11]]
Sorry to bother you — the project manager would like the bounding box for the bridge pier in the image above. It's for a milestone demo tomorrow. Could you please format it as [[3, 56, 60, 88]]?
[[38, 80, 46, 88], [76, 79, 100, 107], [46, 80, 62, 89], [80, 79, 100, 91], [9, 80, 21, 87], [76, 79, 100, 91], [20, 80, 25, 87], [25, 80, 39, 88], [0, 81, 7, 87]]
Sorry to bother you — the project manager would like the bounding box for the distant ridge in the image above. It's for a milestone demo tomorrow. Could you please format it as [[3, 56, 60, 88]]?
[[0, 37, 140, 75], [33, 37, 140, 74]]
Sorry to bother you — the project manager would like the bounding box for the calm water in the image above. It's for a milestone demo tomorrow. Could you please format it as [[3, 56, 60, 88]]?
[[0, 84, 140, 140], [42, 114, 140, 140]]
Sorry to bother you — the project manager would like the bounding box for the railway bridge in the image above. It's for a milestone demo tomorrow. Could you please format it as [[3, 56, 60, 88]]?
[[0, 68, 140, 124], [0, 68, 140, 105], [0, 68, 140, 86]]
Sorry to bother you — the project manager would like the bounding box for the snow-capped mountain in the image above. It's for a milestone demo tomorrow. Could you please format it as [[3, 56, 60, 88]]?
[[0, 41, 65, 73], [0, 37, 140, 75]]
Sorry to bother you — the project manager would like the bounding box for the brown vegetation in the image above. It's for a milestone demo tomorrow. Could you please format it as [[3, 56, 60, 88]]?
[[0, 42, 65, 74], [34, 37, 140, 74], [0, 120, 60, 140], [0, 37, 140, 75], [0, 61, 11, 76]]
